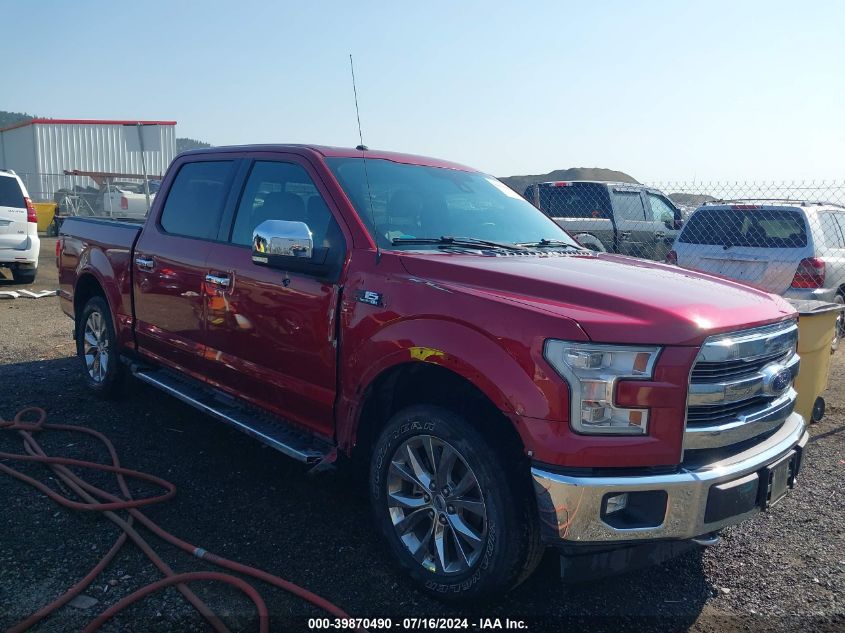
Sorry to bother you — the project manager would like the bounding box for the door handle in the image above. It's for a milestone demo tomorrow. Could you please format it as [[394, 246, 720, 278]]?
[[135, 256, 155, 271], [619, 231, 632, 240], [205, 273, 231, 288], [655, 231, 665, 239]]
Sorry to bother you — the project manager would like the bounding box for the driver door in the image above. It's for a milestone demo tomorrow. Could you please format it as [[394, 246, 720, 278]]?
[[644, 192, 682, 261], [202, 157, 348, 438]]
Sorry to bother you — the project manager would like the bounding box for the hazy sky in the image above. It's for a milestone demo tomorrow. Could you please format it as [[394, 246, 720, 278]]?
[[4, 1, 843, 181]]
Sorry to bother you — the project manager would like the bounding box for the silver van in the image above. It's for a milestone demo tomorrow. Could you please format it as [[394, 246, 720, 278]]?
[[669, 200, 845, 345]]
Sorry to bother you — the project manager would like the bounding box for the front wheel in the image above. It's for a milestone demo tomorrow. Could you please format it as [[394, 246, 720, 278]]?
[[76, 296, 125, 398], [370, 405, 542, 601]]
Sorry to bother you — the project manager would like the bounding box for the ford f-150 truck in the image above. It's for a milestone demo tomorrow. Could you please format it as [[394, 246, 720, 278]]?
[[58, 145, 808, 601]]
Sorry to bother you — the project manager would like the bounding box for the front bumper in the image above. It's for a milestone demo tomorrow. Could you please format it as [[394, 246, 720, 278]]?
[[532, 412, 807, 543]]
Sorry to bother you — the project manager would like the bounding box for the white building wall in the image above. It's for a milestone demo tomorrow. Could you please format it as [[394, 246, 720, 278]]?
[[0, 125, 38, 190], [0, 121, 177, 200]]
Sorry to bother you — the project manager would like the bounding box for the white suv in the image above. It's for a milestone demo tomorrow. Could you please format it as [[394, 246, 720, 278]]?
[[667, 200, 845, 346], [0, 170, 40, 284]]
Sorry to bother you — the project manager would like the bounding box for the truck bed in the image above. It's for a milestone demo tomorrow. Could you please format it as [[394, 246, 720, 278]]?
[[57, 216, 143, 346]]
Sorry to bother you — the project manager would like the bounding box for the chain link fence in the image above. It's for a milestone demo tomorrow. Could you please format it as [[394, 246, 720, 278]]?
[[15, 170, 159, 235], [523, 180, 845, 310]]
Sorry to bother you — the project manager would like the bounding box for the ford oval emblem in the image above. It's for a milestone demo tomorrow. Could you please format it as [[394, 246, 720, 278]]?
[[762, 364, 792, 396]]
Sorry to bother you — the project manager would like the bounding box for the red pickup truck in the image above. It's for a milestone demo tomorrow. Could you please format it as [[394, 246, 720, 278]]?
[[58, 145, 807, 600]]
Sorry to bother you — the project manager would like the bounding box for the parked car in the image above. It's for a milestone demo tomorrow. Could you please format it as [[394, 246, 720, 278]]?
[[667, 200, 845, 348], [100, 181, 154, 219], [522, 180, 684, 260], [58, 145, 808, 601], [0, 169, 39, 284]]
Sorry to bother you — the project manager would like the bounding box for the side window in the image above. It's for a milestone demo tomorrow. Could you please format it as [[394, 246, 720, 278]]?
[[612, 191, 646, 221], [823, 213, 845, 249], [159, 161, 234, 239], [230, 160, 344, 259], [646, 193, 678, 223]]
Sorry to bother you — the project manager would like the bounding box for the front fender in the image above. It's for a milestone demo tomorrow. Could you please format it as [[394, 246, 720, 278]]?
[[337, 316, 571, 451]]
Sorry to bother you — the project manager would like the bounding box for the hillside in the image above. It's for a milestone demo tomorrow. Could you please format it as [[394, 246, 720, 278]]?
[[499, 167, 638, 193], [176, 137, 212, 153], [0, 110, 33, 128], [0, 110, 211, 152]]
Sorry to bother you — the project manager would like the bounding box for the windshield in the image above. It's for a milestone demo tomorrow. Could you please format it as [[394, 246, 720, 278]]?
[[327, 158, 579, 250]]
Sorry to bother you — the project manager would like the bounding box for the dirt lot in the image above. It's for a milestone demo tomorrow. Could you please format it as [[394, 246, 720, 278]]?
[[1, 239, 843, 632]]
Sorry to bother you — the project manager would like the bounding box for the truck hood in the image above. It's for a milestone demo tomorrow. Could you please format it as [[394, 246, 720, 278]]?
[[399, 251, 796, 346]]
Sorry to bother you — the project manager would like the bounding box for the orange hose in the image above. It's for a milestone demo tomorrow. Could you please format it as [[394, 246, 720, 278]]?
[[1, 407, 363, 632], [81, 572, 269, 633]]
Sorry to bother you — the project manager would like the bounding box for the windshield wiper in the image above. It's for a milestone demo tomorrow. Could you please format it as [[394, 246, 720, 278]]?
[[516, 239, 583, 249], [392, 236, 528, 252]]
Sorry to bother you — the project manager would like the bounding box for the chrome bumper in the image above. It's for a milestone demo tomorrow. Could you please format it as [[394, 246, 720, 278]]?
[[532, 412, 808, 543]]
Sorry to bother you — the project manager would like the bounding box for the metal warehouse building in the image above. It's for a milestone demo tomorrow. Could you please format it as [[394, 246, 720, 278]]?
[[0, 119, 177, 201]]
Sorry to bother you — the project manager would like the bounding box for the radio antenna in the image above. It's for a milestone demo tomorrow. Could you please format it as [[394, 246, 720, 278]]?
[[349, 54, 380, 263]]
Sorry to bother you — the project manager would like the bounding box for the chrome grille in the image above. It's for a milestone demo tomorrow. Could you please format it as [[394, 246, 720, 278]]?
[[690, 350, 791, 383], [685, 320, 799, 450], [686, 396, 771, 426]]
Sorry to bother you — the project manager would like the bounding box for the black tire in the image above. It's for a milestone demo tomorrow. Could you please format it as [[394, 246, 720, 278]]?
[[75, 296, 125, 398], [370, 405, 543, 601], [11, 268, 37, 285]]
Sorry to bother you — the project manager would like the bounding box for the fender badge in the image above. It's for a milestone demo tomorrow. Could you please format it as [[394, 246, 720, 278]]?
[[356, 290, 383, 306]]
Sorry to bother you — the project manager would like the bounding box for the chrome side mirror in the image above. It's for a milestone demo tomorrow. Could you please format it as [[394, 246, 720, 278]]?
[[252, 220, 313, 263], [251, 219, 334, 277]]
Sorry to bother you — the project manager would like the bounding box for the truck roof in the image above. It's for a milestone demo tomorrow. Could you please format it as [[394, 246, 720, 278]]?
[[537, 180, 640, 186], [700, 199, 845, 210], [177, 144, 477, 172]]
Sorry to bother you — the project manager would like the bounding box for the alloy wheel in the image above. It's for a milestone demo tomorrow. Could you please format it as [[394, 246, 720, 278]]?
[[386, 435, 488, 575], [83, 310, 109, 383]]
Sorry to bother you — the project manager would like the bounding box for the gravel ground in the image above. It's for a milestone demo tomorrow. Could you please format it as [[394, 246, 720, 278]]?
[[0, 239, 843, 632]]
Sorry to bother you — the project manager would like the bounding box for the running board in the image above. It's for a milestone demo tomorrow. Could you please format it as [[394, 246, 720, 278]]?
[[132, 368, 333, 464]]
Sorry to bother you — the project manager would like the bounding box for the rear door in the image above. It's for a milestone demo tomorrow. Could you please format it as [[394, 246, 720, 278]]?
[[133, 157, 240, 379], [675, 206, 810, 292], [0, 174, 29, 251]]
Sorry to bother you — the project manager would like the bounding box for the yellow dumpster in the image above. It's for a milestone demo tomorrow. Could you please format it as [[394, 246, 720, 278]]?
[[788, 299, 844, 422], [33, 202, 57, 233]]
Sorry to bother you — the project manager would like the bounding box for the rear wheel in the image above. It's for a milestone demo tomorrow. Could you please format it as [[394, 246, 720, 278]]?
[[573, 233, 607, 252], [11, 268, 36, 285], [76, 296, 125, 398], [370, 405, 542, 601]]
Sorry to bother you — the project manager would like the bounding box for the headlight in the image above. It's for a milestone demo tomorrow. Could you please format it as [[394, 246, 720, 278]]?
[[543, 340, 661, 435]]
